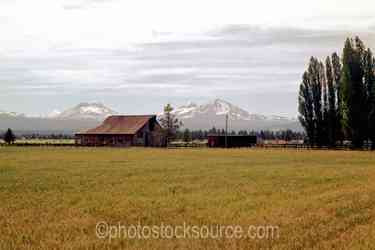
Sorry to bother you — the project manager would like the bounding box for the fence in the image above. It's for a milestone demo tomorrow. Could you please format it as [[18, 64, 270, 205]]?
[[168, 142, 208, 148], [258, 143, 374, 150], [0, 142, 75, 147], [1, 142, 374, 150]]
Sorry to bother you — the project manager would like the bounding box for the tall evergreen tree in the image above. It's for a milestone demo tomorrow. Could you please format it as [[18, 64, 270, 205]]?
[[3, 128, 16, 144], [309, 57, 325, 146], [340, 38, 366, 148], [298, 37, 375, 149], [299, 57, 339, 147], [363, 48, 375, 148], [321, 61, 329, 145], [159, 104, 182, 146], [331, 53, 343, 143], [355, 38, 370, 144], [325, 56, 337, 147], [298, 71, 315, 146], [183, 128, 192, 142]]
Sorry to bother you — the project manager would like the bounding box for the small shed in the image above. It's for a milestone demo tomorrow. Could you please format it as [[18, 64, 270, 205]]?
[[208, 135, 257, 148], [75, 115, 165, 147]]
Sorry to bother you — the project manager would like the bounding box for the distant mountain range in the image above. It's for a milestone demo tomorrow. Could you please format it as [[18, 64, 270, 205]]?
[[0, 110, 26, 118], [0, 100, 301, 134], [165, 99, 300, 131], [49, 102, 118, 120], [171, 99, 293, 121], [0, 103, 106, 134]]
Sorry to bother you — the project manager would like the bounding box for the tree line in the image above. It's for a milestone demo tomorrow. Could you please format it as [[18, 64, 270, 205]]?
[[1, 128, 16, 144], [175, 128, 304, 142], [298, 37, 375, 149], [160, 104, 304, 144]]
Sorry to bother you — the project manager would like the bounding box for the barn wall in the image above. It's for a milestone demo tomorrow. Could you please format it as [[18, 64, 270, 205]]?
[[132, 122, 149, 146], [150, 123, 165, 147], [76, 134, 133, 147], [132, 120, 165, 147]]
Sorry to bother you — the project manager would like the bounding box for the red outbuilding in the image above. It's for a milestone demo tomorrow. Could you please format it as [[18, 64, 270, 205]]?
[[75, 115, 165, 147]]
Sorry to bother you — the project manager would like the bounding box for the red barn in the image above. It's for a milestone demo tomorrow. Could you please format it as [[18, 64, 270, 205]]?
[[75, 115, 165, 147]]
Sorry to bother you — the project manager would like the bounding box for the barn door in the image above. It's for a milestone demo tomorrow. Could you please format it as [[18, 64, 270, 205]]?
[[145, 132, 149, 146]]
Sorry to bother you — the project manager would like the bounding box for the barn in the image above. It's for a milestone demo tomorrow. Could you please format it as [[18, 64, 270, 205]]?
[[75, 115, 165, 147], [208, 135, 257, 148]]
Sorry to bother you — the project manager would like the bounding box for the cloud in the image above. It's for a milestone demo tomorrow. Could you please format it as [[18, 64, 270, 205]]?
[[62, 4, 84, 10], [1, 23, 375, 116], [62, 0, 116, 10]]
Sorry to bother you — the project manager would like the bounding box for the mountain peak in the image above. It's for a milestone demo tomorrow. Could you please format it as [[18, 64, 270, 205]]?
[[170, 98, 292, 121], [0, 110, 24, 118], [212, 98, 229, 104], [167, 98, 300, 131], [198, 98, 247, 118], [56, 102, 118, 120], [47, 109, 62, 118], [181, 101, 198, 108], [79, 101, 110, 107]]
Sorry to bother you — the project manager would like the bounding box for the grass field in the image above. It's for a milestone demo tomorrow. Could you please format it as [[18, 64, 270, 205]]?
[[1, 147, 375, 249]]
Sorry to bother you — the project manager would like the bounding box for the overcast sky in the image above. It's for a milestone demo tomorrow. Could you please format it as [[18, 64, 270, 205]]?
[[1, 0, 375, 117]]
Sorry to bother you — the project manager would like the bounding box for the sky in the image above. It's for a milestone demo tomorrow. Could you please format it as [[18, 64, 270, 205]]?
[[1, 0, 375, 117]]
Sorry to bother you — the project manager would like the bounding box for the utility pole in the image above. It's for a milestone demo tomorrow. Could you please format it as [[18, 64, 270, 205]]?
[[225, 114, 228, 148]]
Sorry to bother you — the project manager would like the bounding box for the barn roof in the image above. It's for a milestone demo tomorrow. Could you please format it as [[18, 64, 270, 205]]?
[[76, 115, 157, 135]]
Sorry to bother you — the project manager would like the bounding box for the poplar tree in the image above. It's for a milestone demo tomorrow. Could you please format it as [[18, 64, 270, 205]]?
[[331, 53, 342, 143], [298, 37, 375, 149], [298, 71, 315, 146], [340, 38, 366, 148], [325, 56, 337, 147], [309, 57, 325, 146], [363, 48, 375, 148]]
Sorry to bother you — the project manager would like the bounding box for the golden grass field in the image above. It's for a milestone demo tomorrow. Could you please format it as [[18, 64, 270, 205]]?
[[1, 147, 375, 249]]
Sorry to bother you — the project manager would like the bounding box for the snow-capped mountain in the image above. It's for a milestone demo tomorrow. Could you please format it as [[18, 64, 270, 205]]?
[[46, 110, 62, 118], [0, 110, 25, 117], [171, 99, 285, 121], [55, 102, 118, 120], [0, 100, 301, 133], [0, 103, 111, 133], [164, 99, 301, 131]]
